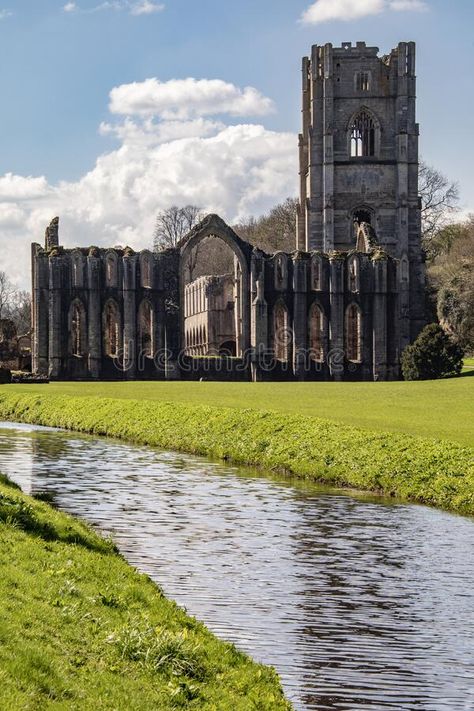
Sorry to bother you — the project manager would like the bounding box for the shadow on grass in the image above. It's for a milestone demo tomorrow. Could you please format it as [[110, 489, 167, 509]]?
[[0, 482, 116, 555]]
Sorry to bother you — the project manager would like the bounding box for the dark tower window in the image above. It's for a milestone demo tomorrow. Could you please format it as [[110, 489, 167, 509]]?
[[353, 209, 371, 226], [350, 111, 375, 157], [356, 71, 370, 91]]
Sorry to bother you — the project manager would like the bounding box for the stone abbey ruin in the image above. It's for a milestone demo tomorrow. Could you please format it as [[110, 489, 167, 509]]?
[[31, 41, 425, 381]]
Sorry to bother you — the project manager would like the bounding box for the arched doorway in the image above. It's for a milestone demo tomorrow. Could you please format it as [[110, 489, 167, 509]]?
[[180, 216, 250, 360]]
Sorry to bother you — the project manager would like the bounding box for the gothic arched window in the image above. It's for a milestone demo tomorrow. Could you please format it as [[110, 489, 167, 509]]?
[[69, 300, 86, 356], [138, 300, 153, 357], [309, 303, 324, 362], [348, 255, 360, 293], [273, 300, 290, 362], [350, 110, 376, 157], [72, 253, 83, 288], [311, 254, 322, 291], [105, 252, 118, 287], [140, 252, 153, 288], [346, 303, 362, 363], [103, 300, 120, 357]]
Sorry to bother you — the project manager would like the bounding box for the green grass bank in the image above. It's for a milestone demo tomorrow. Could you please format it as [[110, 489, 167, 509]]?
[[5, 377, 473, 446], [0, 474, 290, 710], [0, 389, 473, 516]]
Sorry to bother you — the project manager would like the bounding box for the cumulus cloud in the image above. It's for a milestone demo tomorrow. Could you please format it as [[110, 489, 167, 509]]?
[[301, 0, 428, 23], [0, 174, 51, 201], [301, 0, 384, 24], [0, 80, 296, 288], [62, 2, 77, 11], [109, 77, 275, 120]]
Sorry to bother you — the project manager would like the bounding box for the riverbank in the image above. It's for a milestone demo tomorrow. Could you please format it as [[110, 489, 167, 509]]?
[[5, 377, 473, 446], [0, 473, 290, 710], [0, 390, 472, 516]]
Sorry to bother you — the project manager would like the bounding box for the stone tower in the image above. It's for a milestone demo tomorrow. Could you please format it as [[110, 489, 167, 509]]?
[[297, 41, 425, 347]]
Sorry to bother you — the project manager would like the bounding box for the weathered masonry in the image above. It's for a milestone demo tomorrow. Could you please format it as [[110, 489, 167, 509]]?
[[31, 41, 425, 382], [297, 41, 425, 349]]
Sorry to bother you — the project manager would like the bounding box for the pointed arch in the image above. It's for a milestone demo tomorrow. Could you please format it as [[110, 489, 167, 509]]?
[[138, 299, 153, 357], [103, 299, 121, 357], [348, 107, 380, 158], [68, 299, 87, 356], [140, 251, 153, 289], [273, 299, 291, 363], [105, 251, 119, 287], [345, 303, 362, 363], [71, 250, 84, 288], [309, 302, 324, 362], [311, 253, 323, 291]]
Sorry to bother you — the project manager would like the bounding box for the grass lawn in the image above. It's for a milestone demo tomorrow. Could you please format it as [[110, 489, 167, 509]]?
[[0, 476, 289, 710], [5, 376, 474, 447], [463, 357, 474, 373]]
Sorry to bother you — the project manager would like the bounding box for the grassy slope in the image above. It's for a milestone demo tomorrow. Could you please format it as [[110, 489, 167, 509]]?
[[0, 476, 290, 711], [4, 377, 474, 446], [0, 391, 472, 516]]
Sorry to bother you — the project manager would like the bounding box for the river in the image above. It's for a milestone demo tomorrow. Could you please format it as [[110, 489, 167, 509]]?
[[0, 421, 473, 711]]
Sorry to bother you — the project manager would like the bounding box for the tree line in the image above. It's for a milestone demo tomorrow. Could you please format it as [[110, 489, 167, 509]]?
[[0, 272, 31, 339]]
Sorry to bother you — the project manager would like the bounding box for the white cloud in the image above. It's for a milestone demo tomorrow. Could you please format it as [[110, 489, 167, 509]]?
[[389, 0, 427, 10], [301, 0, 384, 24], [129, 0, 164, 15], [0, 9, 12, 19], [109, 77, 275, 119], [301, 0, 428, 23], [0, 81, 296, 288], [0, 174, 51, 201], [63, 0, 165, 15], [99, 117, 225, 145]]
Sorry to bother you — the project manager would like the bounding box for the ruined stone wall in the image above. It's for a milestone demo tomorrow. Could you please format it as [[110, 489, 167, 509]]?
[[298, 40, 425, 363], [31, 235, 177, 380]]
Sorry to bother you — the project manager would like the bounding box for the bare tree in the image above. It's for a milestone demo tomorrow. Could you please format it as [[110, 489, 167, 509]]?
[[0, 271, 14, 322], [234, 197, 299, 253], [153, 205, 204, 251], [7, 290, 31, 335], [419, 160, 459, 248]]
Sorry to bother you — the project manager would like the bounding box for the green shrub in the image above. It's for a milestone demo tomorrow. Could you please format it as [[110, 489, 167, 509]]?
[[401, 323, 464, 381]]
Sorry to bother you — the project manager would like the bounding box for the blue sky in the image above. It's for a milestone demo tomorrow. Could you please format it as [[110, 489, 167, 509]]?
[[0, 0, 473, 285]]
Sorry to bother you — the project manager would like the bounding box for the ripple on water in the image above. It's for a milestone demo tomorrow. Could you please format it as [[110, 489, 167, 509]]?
[[0, 422, 473, 711]]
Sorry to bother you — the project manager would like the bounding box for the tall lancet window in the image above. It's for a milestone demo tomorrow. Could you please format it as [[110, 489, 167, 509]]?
[[273, 301, 290, 362], [345, 304, 362, 362], [309, 303, 324, 362], [104, 300, 120, 357], [350, 110, 376, 157], [69, 300, 86, 356], [138, 300, 153, 357]]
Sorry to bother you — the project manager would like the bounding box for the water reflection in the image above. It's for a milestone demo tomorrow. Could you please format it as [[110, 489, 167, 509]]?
[[0, 421, 473, 711]]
